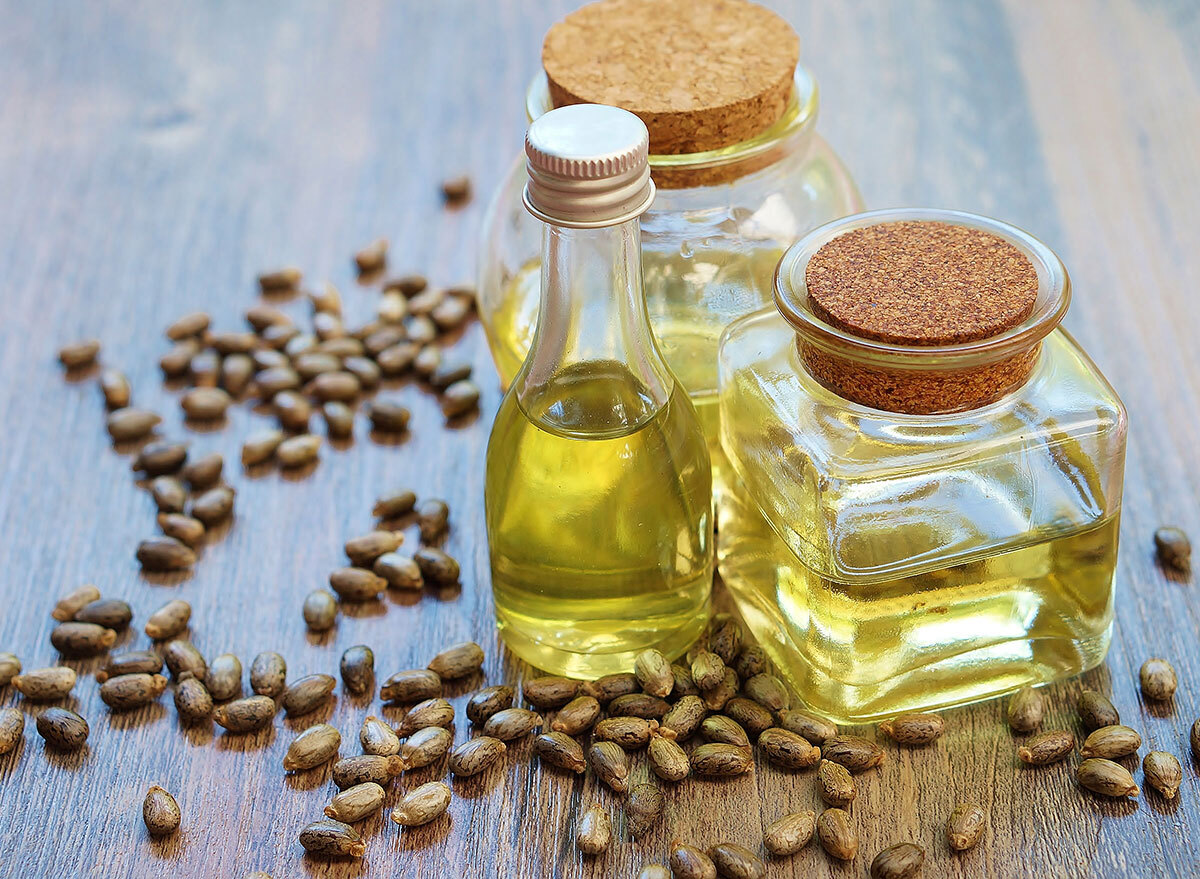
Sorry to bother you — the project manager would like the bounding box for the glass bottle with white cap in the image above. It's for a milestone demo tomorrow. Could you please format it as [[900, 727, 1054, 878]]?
[[485, 104, 713, 677]]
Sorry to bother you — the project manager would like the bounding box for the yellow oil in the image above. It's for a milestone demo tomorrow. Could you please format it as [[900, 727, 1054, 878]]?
[[718, 483, 1118, 724], [486, 360, 713, 677]]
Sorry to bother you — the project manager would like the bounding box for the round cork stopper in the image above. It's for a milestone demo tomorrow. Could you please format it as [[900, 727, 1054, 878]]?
[[542, 0, 799, 155], [805, 221, 1039, 346]]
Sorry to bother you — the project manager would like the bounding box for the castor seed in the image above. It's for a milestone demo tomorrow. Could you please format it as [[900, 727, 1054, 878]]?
[[400, 725, 453, 769], [441, 175, 472, 204], [339, 645, 374, 696], [466, 685, 514, 725], [759, 727, 821, 769], [734, 646, 769, 680], [483, 707, 542, 741], [870, 843, 924, 879], [0, 707, 24, 755], [281, 674, 336, 717], [945, 803, 986, 851], [415, 499, 449, 540], [635, 648, 674, 698], [430, 360, 472, 390], [433, 291, 473, 331], [691, 743, 753, 777], [823, 735, 885, 772], [0, 653, 20, 687], [241, 429, 284, 467], [1143, 750, 1183, 799], [99, 369, 131, 408], [368, 400, 410, 432], [701, 715, 750, 749], [691, 652, 725, 691], [181, 452, 223, 490], [577, 803, 612, 854], [250, 652, 287, 698], [257, 266, 302, 293], [638, 865, 672, 879], [534, 731, 587, 774], [880, 713, 944, 746], [669, 841, 717, 879], [412, 344, 441, 377], [595, 716, 661, 750], [344, 532, 403, 567], [724, 697, 773, 737], [1191, 719, 1200, 762], [100, 673, 167, 710], [448, 736, 506, 777], [428, 641, 484, 680], [378, 291, 408, 324], [743, 673, 789, 712], [384, 274, 427, 296], [166, 311, 210, 340], [817, 759, 856, 806], [708, 843, 764, 879], [36, 707, 89, 750], [376, 341, 419, 375], [523, 676, 579, 709], [181, 387, 231, 420], [149, 476, 186, 514], [1006, 686, 1044, 733], [660, 695, 706, 740], [1140, 658, 1178, 701], [209, 331, 256, 355], [627, 784, 666, 840], [51, 584, 101, 622], [1017, 730, 1076, 765], [164, 640, 206, 681], [702, 669, 739, 712], [359, 715, 400, 756], [380, 669, 442, 704], [157, 513, 205, 547], [298, 819, 365, 858], [1077, 758, 1139, 797], [106, 408, 161, 442], [191, 486, 236, 527], [144, 600, 191, 641], [441, 380, 480, 418], [74, 598, 132, 631], [274, 390, 312, 429], [764, 810, 816, 856], [325, 782, 386, 823], [1078, 690, 1120, 731], [373, 490, 417, 519], [136, 536, 196, 571], [552, 695, 601, 735], [174, 677, 214, 724], [283, 723, 342, 771], [142, 786, 181, 837], [51, 621, 116, 657], [1154, 527, 1191, 571], [413, 547, 459, 584], [583, 672, 640, 704], [589, 740, 630, 792], [308, 371, 361, 403], [354, 238, 388, 273], [332, 754, 405, 789], [255, 365, 300, 400], [13, 666, 76, 701], [396, 698, 455, 737], [1080, 724, 1141, 759], [610, 692, 671, 719], [58, 339, 100, 369], [220, 354, 254, 396], [817, 808, 857, 860], [373, 553, 423, 590], [708, 615, 742, 664], [213, 695, 276, 733], [277, 434, 321, 468], [160, 340, 199, 377], [329, 567, 386, 602], [245, 302, 292, 331], [133, 441, 188, 477], [648, 734, 691, 782], [391, 781, 452, 827], [205, 654, 243, 701], [343, 356, 381, 391], [190, 350, 221, 386], [302, 590, 338, 632], [407, 286, 445, 317], [322, 401, 355, 439]]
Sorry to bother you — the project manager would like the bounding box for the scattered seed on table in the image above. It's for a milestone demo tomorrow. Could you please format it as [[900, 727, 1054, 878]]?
[[817, 759, 856, 806], [441, 175, 471, 204], [181, 387, 232, 420], [329, 567, 386, 601], [870, 843, 925, 879], [552, 695, 601, 735], [142, 786, 181, 837], [577, 804, 612, 855], [321, 401, 355, 439], [332, 754, 404, 789], [384, 274, 427, 296], [281, 674, 336, 717], [595, 716, 660, 750], [392, 781, 452, 827], [309, 371, 361, 403], [823, 735, 885, 772], [691, 743, 753, 777], [734, 646, 769, 680], [149, 476, 186, 515], [220, 354, 254, 396], [483, 707, 542, 742], [1190, 719, 1200, 763], [1081, 725, 1141, 759], [0, 707, 24, 755], [311, 281, 343, 314], [213, 695, 276, 733], [701, 669, 739, 712], [627, 784, 666, 840], [467, 686, 515, 726], [255, 366, 301, 399], [709, 842, 765, 879], [401, 725, 453, 769], [1078, 758, 1139, 797], [522, 676, 579, 710], [764, 810, 816, 856], [174, 677, 214, 724], [378, 290, 408, 323], [671, 665, 700, 699], [589, 740, 630, 792], [1140, 658, 1178, 701], [188, 350, 220, 387], [0, 653, 20, 687], [380, 669, 442, 704], [340, 645, 374, 696], [701, 715, 750, 749], [368, 400, 410, 433], [376, 341, 420, 375], [1016, 730, 1076, 766], [581, 672, 639, 704], [75, 598, 132, 631], [284, 723, 342, 771], [880, 713, 944, 746], [638, 865, 671, 879], [817, 808, 857, 860], [51, 584, 101, 622], [759, 727, 821, 769], [413, 548, 459, 585], [58, 339, 100, 369], [415, 499, 450, 541], [635, 648, 673, 698], [181, 452, 223, 490], [273, 391, 312, 432], [245, 302, 292, 331], [205, 654, 243, 702], [100, 673, 167, 711], [277, 434, 322, 468], [743, 673, 789, 712], [325, 782, 386, 824], [355, 238, 388, 273], [164, 640, 206, 681], [258, 267, 302, 294], [396, 698, 455, 736], [303, 590, 338, 632], [298, 819, 365, 858], [449, 736, 506, 777], [166, 311, 210, 340], [670, 841, 717, 879], [37, 707, 88, 750], [209, 331, 256, 355], [107, 408, 161, 442], [610, 693, 671, 719], [431, 295, 472, 331], [407, 287, 445, 317], [1006, 686, 1044, 733], [1078, 690, 1120, 731], [945, 803, 986, 852], [1143, 750, 1182, 799], [428, 641, 484, 680], [241, 429, 285, 467], [51, 622, 116, 657], [724, 697, 773, 737], [430, 361, 472, 390], [373, 490, 417, 519], [144, 600, 191, 641], [250, 652, 287, 698], [360, 715, 400, 757], [648, 734, 691, 782], [14, 666, 76, 701], [691, 652, 725, 691], [136, 537, 196, 571], [534, 731, 586, 774], [441, 380, 480, 418], [1154, 526, 1191, 571]]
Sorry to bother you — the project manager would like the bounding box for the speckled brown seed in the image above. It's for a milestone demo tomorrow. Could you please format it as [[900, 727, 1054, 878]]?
[[610, 692, 671, 719], [74, 598, 132, 631], [181, 387, 232, 420], [660, 694, 706, 741], [329, 568, 386, 602], [823, 735, 886, 772], [1006, 686, 1044, 733], [552, 695, 602, 736], [190, 486, 236, 527], [701, 715, 750, 749], [702, 669, 739, 712], [1143, 751, 1183, 799], [358, 715, 400, 757], [577, 803, 612, 855], [302, 590, 338, 632], [413, 547, 460, 584], [582, 672, 640, 704], [133, 441, 188, 477], [870, 843, 925, 879], [213, 695, 276, 733], [589, 740, 630, 792], [880, 713, 944, 746], [37, 707, 89, 750], [627, 784, 666, 840], [325, 782, 386, 823], [13, 666, 76, 701], [277, 434, 322, 468], [331, 754, 405, 789], [156, 513, 205, 547], [241, 429, 285, 467], [428, 642, 484, 680], [1077, 758, 1140, 798], [205, 654, 243, 702], [107, 408, 161, 442], [817, 808, 857, 860], [483, 707, 542, 741], [416, 498, 448, 539], [764, 810, 816, 856], [250, 652, 287, 698], [299, 819, 365, 858], [1078, 690, 1120, 731], [284, 723, 342, 771], [759, 727, 821, 769], [594, 716, 662, 750], [338, 645, 374, 696], [174, 677, 214, 724], [164, 640, 206, 681], [51, 584, 101, 622], [392, 781, 452, 827], [690, 652, 725, 691], [368, 400, 410, 433], [181, 452, 223, 490], [0, 707, 24, 755], [281, 674, 336, 717], [743, 673, 789, 712], [0, 654, 19, 687], [670, 841, 717, 879], [144, 600, 191, 641], [344, 531, 403, 567], [381, 669, 442, 704], [136, 536, 195, 571], [1154, 526, 1191, 571], [396, 698, 456, 737], [149, 477, 187, 515], [648, 734, 691, 782], [166, 311, 210, 340], [1139, 658, 1178, 701], [466, 685, 514, 726], [708, 842, 765, 879], [373, 489, 417, 519], [143, 786, 181, 837], [1017, 730, 1076, 765], [533, 731, 587, 774], [50, 622, 116, 657], [945, 803, 986, 852], [817, 758, 856, 806], [373, 553, 424, 590], [691, 743, 753, 777], [1080, 725, 1141, 759], [523, 675, 579, 709], [58, 339, 100, 369], [724, 697, 774, 737], [100, 673, 168, 711], [448, 736, 506, 777], [400, 726, 454, 770], [635, 648, 674, 698]]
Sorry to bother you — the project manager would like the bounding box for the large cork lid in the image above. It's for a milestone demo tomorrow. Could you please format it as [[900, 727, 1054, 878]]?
[[542, 0, 800, 155]]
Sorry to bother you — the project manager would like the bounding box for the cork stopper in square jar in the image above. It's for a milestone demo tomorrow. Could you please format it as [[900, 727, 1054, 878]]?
[[542, 0, 799, 156]]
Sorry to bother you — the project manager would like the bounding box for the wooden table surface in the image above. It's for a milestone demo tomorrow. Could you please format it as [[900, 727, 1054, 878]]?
[[2, 1, 1198, 877]]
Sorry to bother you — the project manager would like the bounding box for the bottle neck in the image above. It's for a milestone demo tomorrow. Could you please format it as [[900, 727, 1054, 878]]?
[[515, 217, 673, 435]]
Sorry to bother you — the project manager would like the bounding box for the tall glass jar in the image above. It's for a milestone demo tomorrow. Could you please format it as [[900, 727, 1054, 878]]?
[[718, 209, 1128, 724], [478, 0, 863, 445]]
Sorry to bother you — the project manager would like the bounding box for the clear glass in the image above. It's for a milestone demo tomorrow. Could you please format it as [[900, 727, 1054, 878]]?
[[486, 217, 713, 678], [479, 67, 864, 446], [716, 212, 1128, 724]]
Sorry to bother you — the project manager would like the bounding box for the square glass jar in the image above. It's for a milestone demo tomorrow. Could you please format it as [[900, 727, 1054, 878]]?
[[717, 209, 1128, 723]]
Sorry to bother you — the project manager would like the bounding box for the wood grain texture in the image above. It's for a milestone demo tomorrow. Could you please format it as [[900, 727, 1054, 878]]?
[[0, 1, 1198, 877]]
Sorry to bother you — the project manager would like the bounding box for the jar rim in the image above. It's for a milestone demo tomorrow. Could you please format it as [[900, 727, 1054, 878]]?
[[525, 66, 819, 172], [773, 208, 1071, 371]]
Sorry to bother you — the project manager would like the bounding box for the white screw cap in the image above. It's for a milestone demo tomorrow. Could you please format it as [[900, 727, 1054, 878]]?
[[523, 104, 656, 228]]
